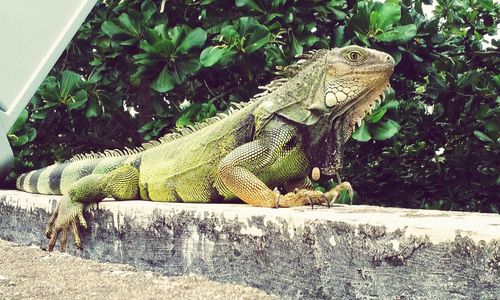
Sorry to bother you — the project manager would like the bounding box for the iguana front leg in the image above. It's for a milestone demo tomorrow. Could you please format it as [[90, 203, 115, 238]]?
[[45, 164, 140, 251], [218, 127, 331, 208], [218, 137, 282, 208]]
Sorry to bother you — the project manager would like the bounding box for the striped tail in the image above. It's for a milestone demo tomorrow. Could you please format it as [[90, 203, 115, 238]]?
[[16, 163, 70, 195], [16, 156, 130, 195]]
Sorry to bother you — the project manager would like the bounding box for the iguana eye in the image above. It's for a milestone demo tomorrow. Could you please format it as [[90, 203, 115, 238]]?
[[345, 50, 365, 62]]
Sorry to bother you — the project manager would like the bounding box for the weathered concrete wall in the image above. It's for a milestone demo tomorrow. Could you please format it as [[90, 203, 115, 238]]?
[[1, 190, 499, 299]]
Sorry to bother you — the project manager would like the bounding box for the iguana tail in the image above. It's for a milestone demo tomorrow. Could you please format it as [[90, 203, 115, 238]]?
[[16, 156, 130, 195]]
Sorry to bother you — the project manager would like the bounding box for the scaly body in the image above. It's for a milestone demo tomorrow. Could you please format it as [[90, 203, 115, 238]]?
[[17, 46, 395, 251]]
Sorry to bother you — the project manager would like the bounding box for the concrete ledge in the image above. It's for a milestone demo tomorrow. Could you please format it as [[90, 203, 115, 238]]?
[[1, 190, 499, 299]]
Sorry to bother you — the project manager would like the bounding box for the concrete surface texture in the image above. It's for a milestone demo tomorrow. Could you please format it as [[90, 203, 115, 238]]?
[[0, 239, 277, 299], [1, 190, 499, 299]]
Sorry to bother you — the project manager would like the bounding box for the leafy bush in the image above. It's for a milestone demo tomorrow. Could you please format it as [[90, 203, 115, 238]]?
[[5, 0, 499, 212]]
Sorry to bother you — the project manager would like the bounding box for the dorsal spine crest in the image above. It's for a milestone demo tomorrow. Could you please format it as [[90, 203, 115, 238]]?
[[67, 49, 327, 163]]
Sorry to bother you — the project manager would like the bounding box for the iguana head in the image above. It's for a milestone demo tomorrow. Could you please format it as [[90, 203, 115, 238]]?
[[320, 46, 394, 120], [255, 45, 395, 176], [253, 45, 395, 176]]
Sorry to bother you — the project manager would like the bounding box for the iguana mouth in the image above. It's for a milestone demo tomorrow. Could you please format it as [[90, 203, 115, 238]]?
[[350, 62, 395, 74]]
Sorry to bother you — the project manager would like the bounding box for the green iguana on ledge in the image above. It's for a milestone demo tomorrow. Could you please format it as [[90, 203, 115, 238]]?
[[16, 45, 395, 252]]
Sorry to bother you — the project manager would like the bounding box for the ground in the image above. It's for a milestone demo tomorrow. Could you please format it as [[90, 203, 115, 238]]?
[[0, 239, 278, 300]]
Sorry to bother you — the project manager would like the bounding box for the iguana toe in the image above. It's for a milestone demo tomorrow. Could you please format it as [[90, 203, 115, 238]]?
[[278, 189, 329, 207], [324, 181, 354, 205], [46, 197, 86, 252], [71, 220, 83, 249], [45, 207, 58, 239]]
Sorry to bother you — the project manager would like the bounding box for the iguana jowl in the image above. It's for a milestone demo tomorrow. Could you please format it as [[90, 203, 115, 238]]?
[[16, 46, 395, 251]]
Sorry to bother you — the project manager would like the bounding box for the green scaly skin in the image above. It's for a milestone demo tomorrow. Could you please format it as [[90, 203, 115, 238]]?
[[16, 46, 395, 251]]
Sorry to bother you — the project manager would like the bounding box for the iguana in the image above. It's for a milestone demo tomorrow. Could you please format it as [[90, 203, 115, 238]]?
[[16, 45, 395, 252]]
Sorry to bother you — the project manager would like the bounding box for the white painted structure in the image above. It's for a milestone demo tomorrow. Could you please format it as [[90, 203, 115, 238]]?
[[0, 0, 97, 178]]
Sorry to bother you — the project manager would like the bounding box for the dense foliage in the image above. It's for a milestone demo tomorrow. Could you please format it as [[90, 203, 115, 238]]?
[[5, 0, 499, 212]]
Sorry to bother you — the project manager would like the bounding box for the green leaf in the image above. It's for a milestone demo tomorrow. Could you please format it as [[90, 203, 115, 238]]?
[[144, 28, 160, 45], [130, 66, 146, 86], [176, 59, 201, 80], [352, 121, 372, 142], [120, 38, 138, 46], [429, 72, 448, 90], [370, 11, 380, 30], [141, 1, 156, 23], [380, 99, 399, 110], [204, 102, 217, 116], [314, 186, 326, 193], [154, 24, 169, 40], [237, 17, 260, 36], [26, 128, 37, 142], [31, 110, 47, 120], [220, 25, 239, 39], [372, 119, 400, 140], [9, 134, 29, 147], [333, 26, 346, 47], [168, 26, 185, 48], [118, 13, 140, 36], [329, 7, 346, 20], [67, 90, 88, 110], [218, 49, 237, 65], [375, 24, 417, 43], [177, 28, 207, 54], [135, 55, 160, 68], [85, 100, 101, 118], [291, 36, 303, 56], [9, 109, 28, 133], [138, 121, 153, 133], [38, 77, 60, 102], [377, 3, 401, 30], [476, 104, 491, 119], [101, 21, 125, 37], [458, 71, 481, 88], [200, 46, 229, 67], [235, 0, 264, 13], [348, 1, 371, 34], [60, 70, 82, 98], [430, 33, 445, 43], [265, 13, 284, 23], [355, 31, 370, 46], [151, 66, 174, 92], [485, 119, 500, 135], [304, 35, 319, 46], [87, 72, 103, 84], [474, 130, 494, 143], [368, 107, 387, 123], [478, 0, 494, 10], [175, 115, 192, 127], [153, 39, 175, 55], [244, 24, 270, 53]]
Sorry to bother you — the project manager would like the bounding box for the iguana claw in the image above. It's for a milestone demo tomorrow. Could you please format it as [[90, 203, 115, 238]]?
[[45, 197, 86, 252], [278, 189, 329, 207], [325, 181, 354, 205]]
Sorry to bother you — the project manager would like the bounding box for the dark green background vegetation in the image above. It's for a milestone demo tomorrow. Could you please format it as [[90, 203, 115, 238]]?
[[5, 0, 499, 212]]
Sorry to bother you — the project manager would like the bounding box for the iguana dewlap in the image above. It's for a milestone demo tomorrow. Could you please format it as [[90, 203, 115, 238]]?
[[16, 46, 395, 251]]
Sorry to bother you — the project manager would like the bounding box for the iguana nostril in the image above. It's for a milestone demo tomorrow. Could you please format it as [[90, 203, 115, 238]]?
[[386, 55, 395, 65]]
